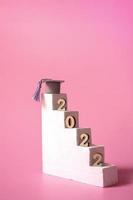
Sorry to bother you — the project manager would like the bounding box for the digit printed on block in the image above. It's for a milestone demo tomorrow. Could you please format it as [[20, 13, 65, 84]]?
[[64, 111, 79, 128], [92, 153, 103, 166], [89, 145, 104, 166], [77, 128, 92, 147], [52, 94, 67, 110]]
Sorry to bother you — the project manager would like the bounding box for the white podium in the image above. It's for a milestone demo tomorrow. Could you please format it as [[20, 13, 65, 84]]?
[[41, 93, 118, 187]]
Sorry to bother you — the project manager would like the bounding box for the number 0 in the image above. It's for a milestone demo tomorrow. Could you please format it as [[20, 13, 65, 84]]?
[[65, 115, 76, 128]]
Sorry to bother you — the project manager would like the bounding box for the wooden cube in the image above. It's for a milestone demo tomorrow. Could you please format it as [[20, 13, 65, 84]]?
[[89, 145, 104, 166], [52, 94, 67, 111], [77, 128, 92, 147]]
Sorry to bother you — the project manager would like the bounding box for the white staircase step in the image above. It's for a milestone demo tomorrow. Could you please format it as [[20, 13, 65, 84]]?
[[43, 163, 118, 187], [42, 93, 67, 110], [42, 109, 79, 129]]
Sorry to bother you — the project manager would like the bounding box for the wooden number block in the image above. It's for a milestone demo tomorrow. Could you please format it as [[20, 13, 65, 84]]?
[[42, 93, 67, 110], [77, 128, 92, 147], [89, 145, 104, 166], [64, 111, 79, 128], [52, 94, 67, 111]]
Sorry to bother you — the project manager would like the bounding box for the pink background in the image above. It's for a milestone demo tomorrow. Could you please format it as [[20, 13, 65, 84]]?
[[1, 0, 133, 199]]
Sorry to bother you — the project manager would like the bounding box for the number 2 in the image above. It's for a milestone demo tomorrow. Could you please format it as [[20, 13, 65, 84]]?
[[57, 98, 66, 110], [80, 133, 90, 147], [92, 153, 103, 166]]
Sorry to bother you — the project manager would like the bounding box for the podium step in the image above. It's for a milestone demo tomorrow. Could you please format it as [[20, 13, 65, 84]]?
[[43, 164, 118, 187]]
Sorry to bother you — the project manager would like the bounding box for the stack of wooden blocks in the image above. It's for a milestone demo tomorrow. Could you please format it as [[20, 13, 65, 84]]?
[[40, 80, 118, 187]]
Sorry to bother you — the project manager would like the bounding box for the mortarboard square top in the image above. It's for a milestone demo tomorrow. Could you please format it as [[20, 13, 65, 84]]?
[[43, 79, 64, 94]]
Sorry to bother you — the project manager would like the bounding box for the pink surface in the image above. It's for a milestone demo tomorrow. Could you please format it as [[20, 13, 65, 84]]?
[[1, 0, 133, 199]]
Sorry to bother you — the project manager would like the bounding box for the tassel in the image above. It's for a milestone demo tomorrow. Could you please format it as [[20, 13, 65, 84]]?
[[32, 80, 43, 101], [32, 78, 52, 102]]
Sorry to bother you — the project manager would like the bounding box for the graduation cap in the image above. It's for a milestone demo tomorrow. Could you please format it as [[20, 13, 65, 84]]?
[[32, 79, 64, 101]]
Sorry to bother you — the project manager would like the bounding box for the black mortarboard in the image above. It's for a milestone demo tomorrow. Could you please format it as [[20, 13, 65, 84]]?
[[32, 79, 64, 101]]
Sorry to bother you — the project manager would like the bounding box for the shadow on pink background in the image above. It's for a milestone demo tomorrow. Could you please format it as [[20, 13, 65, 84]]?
[[1, 0, 133, 199]]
